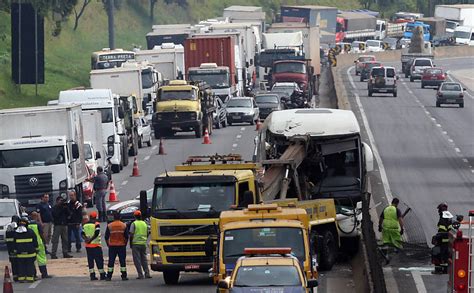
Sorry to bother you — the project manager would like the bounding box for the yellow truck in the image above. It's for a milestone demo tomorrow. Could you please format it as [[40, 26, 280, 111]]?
[[152, 80, 216, 138]]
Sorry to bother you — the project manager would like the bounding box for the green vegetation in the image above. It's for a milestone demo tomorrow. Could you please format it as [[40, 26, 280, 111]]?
[[0, 0, 366, 109]]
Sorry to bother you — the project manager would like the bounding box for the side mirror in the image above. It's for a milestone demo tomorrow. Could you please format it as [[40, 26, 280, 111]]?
[[204, 237, 213, 257], [307, 279, 318, 288], [363, 142, 374, 172], [72, 144, 80, 159], [218, 280, 230, 289], [463, 88, 467, 91], [139, 190, 148, 218], [95, 151, 101, 160]]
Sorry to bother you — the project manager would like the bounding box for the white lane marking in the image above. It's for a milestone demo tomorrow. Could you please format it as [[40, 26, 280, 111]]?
[[455, 148, 461, 153], [463, 159, 468, 163], [29, 280, 41, 289], [411, 271, 428, 293], [152, 145, 158, 150], [121, 180, 128, 186], [144, 155, 151, 161], [240, 127, 246, 131], [236, 134, 242, 139], [383, 268, 400, 293], [347, 66, 357, 89], [442, 131, 447, 135], [436, 124, 442, 128], [354, 93, 393, 202], [232, 143, 238, 148], [448, 139, 454, 143]]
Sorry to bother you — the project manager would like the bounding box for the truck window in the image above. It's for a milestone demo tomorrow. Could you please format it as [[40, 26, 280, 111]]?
[[273, 62, 306, 74], [87, 108, 113, 123], [160, 90, 195, 101], [238, 181, 250, 207], [414, 59, 432, 66], [0, 146, 66, 168], [371, 68, 384, 77]]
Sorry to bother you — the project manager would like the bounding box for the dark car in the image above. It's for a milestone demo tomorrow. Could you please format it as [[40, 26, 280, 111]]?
[[421, 68, 446, 88], [213, 97, 228, 129], [436, 82, 465, 108], [360, 61, 382, 82], [107, 189, 154, 222], [255, 94, 282, 119]]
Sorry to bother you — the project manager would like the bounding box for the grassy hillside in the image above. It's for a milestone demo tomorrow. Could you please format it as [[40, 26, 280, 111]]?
[[0, 0, 360, 109]]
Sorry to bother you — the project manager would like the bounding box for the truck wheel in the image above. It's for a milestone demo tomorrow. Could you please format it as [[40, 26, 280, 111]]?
[[195, 124, 203, 138], [154, 128, 162, 139], [318, 229, 337, 271], [410, 77, 414, 82], [368, 90, 373, 97], [163, 270, 180, 285], [393, 90, 397, 97], [222, 117, 227, 128], [122, 146, 129, 167], [146, 136, 152, 147], [138, 136, 143, 148], [436, 102, 440, 107], [111, 164, 120, 174]]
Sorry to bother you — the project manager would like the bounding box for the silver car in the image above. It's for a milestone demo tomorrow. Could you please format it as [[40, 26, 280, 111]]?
[[136, 117, 153, 148], [226, 97, 260, 125], [0, 199, 21, 243], [436, 82, 465, 108]]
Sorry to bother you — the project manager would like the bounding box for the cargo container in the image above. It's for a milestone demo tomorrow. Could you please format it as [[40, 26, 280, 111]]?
[[336, 12, 377, 41], [223, 5, 266, 31], [280, 5, 338, 44], [135, 43, 185, 80], [435, 5, 474, 28], [418, 17, 447, 38]]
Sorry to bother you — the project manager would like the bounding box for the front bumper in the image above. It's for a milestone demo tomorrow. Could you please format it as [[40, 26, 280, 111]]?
[[156, 120, 200, 131], [151, 263, 212, 273], [227, 113, 254, 123], [411, 72, 423, 79]]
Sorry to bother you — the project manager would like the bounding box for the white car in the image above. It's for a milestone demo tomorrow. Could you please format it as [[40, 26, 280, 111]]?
[[0, 199, 21, 243], [365, 40, 385, 52], [136, 117, 152, 148]]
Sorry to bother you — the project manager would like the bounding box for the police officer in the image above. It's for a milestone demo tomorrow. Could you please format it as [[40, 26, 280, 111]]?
[[379, 198, 404, 249], [6, 215, 19, 281], [105, 212, 129, 281], [82, 211, 106, 281], [434, 202, 453, 274], [28, 212, 52, 279], [14, 217, 38, 283], [129, 210, 151, 279]]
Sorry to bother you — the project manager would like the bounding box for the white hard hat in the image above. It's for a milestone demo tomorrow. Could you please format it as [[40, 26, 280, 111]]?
[[442, 211, 453, 219]]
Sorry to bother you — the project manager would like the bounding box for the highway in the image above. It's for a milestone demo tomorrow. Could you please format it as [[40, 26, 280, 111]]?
[[341, 56, 474, 293]]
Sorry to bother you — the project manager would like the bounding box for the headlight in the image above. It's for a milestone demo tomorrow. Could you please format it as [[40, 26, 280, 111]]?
[[121, 206, 138, 214], [107, 135, 114, 143], [152, 245, 162, 263], [0, 185, 9, 195], [59, 180, 67, 189]]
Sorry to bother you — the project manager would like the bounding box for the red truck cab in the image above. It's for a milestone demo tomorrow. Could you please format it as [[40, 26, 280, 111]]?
[[271, 60, 315, 100]]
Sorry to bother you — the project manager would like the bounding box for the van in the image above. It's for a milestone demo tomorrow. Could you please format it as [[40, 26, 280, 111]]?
[[454, 26, 474, 45], [368, 66, 398, 97]]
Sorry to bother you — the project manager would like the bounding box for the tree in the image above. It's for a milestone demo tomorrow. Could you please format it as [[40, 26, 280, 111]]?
[[104, 0, 115, 49], [73, 0, 91, 31]]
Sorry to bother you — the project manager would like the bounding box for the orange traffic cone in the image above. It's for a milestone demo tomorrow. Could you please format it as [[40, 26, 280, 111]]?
[[158, 138, 166, 155], [3, 266, 13, 293], [131, 157, 140, 177], [202, 128, 212, 144], [107, 181, 118, 202], [255, 118, 262, 131]]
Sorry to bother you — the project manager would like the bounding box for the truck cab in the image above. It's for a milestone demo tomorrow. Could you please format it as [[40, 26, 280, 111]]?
[[271, 60, 315, 101], [404, 21, 431, 41], [188, 63, 235, 101]]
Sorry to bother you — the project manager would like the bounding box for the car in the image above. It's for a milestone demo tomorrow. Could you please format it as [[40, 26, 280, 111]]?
[[368, 66, 398, 97], [421, 68, 446, 88], [360, 61, 382, 82], [226, 97, 260, 125], [107, 189, 155, 222], [410, 58, 434, 82], [271, 82, 300, 97], [0, 199, 22, 243], [213, 97, 228, 129], [136, 117, 152, 148], [399, 38, 411, 49], [217, 248, 318, 292], [365, 40, 384, 52], [436, 82, 465, 108], [255, 93, 283, 119], [354, 55, 376, 75]]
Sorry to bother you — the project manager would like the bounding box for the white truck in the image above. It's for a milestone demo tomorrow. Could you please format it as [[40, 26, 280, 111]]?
[[58, 89, 127, 174], [135, 43, 185, 81], [0, 105, 87, 208], [82, 110, 104, 174], [435, 4, 474, 34], [222, 5, 266, 29], [375, 19, 406, 39]]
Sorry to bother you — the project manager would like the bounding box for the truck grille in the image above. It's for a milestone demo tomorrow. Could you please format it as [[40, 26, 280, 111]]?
[[163, 244, 205, 253], [166, 255, 212, 264], [160, 225, 215, 237], [14, 173, 52, 196], [160, 112, 195, 121]]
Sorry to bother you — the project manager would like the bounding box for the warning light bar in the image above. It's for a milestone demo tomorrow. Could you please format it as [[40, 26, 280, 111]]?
[[247, 204, 279, 212], [244, 247, 292, 255]]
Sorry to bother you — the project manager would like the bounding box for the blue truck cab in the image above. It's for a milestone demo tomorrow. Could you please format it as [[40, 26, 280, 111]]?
[[404, 21, 430, 41]]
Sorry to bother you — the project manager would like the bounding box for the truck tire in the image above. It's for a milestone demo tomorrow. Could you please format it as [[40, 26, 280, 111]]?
[[163, 270, 180, 285], [222, 117, 227, 128], [195, 123, 203, 138], [393, 90, 397, 97], [410, 76, 414, 82], [368, 90, 373, 97], [122, 145, 129, 167], [318, 229, 337, 271], [154, 128, 162, 139], [138, 136, 143, 148]]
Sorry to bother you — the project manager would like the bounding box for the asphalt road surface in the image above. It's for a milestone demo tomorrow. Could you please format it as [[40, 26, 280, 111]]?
[[341, 56, 474, 293]]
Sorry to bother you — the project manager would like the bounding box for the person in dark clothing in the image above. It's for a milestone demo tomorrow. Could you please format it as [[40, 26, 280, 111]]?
[[14, 217, 38, 283], [36, 193, 53, 253], [91, 166, 110, 222], [6, 215, 19, 281], [432, 202, 453, 274], [51, 197, 73, 259], [82, 211, 106, 281], [67, 191, 83, 253], [105, 212, 129, 281]]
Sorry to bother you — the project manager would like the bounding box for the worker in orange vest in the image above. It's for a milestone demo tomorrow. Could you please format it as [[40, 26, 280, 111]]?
[[104, 211, 129, 281], [82, 211, 106, 281]]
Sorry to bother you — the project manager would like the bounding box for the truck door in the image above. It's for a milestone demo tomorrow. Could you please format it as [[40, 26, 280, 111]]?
[[237, 181, 252, 208]]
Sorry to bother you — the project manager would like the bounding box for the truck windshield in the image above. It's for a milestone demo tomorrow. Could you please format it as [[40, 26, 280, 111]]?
[[86, 108, 113, 123], [154, 183, 235, 213], [160, 90, 196, 101], [0, 146, 66, 168], [234, 265, 301, 287], [273, 62, 306, 74], [84, 144, 93, 160], [141, 69, 154, 89], [222, 227, 305, 264], [188, 72, 230, 89], [0, 202, 17, 218], [454, 30, 471, 39]]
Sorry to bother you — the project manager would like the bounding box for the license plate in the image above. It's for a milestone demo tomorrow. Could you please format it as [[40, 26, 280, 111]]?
[[184, 264, 200, 270], [28, 199, 41, 205], [431, 76, 437, 79], [379, 89, 387, 92], [232, 115, 240, 119], [447, 99, 456, 103]]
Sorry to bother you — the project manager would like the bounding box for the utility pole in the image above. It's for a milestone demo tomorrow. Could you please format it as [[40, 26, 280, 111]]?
[[106, 0, 115, 49]]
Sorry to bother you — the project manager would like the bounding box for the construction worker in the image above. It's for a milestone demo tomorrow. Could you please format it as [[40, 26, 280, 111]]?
[[105, 211, 129, 281], [82, 211, 106, 281], [14, 217, 38, 283], [29, 212, 52, 279], [129, 210, 151, 279], [433, 202, 453, 274], [6, 215, 19, 282], [378, 198, 404, 249]]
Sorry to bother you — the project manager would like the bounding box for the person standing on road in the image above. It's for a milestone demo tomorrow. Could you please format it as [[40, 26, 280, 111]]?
[[379, 198, 404, 249], [105, 212, 129, 281], [82, 211, 106, 281], [433, 202, 453, 274], [6, 215, 19, 282], [29, 212, 52, 279], [36, 193, 53, 254], [91, 166, 110, 222], [67, 191, 83, 253], [14, 217, 38, 283], [129, 210, 151, 279], [51, 197, 73, 259]]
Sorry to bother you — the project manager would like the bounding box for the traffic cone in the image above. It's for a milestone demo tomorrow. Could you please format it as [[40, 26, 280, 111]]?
[[158, 138, 166, 155], [131, 157, 140, 177], [202, 128, 212, 144], [3, 266, 13, 293], [107, 181, 118, 202], [255, 118, 262, 131]]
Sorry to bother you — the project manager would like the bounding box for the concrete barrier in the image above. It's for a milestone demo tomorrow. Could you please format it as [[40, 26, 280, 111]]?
[[331, 66, 351, 110]]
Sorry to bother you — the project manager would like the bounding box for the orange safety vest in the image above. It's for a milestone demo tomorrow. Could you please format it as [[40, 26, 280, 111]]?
[[107, 221, 127, 246]]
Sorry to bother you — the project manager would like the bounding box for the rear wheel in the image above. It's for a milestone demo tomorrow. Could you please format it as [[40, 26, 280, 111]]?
[[421, 83, 425, 89], [368, 90, 373, 97], [393, 90, 397, 97], [146, 135, 152, 147], [436, 102, 440, 107], [460, 103, 464, 108], [410, 77, 414, 82], [195, 123, 203, 138], [163, 270, 180, 285]]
